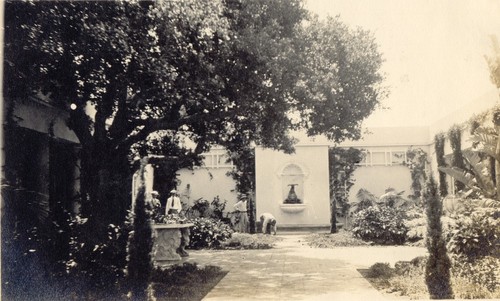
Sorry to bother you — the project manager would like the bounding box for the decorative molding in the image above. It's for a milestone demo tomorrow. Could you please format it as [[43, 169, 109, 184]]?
[[276, 162, 309, 179]]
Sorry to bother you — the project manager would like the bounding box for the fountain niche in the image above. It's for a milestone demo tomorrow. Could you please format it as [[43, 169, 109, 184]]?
[[284, 184, 301, 204], [280, 164, 306, 213]]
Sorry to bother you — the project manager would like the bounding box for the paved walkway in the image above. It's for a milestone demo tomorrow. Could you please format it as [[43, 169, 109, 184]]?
[[184, 233, 427, 301]]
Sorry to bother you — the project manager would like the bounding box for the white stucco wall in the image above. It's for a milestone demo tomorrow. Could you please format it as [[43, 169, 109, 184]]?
[[349, 166, 412, 203], [177, 167, 238, 209], [255, 144, 330, 227], [340, 127, 431, 203]]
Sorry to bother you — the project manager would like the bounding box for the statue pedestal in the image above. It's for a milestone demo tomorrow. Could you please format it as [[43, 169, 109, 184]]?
[[152, 223, 194, 263]]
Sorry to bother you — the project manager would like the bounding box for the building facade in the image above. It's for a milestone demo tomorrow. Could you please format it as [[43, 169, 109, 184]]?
[[339, 126, 431, 203]]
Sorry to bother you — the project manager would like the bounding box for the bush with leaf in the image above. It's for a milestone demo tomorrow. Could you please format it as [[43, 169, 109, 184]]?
[[381, 256, 500, 299], [187, 199, 211, 218], [64, 216, 129, 299], [186, 197, 228, 222], [447, 206, 500, 259], [351, 205, 408, 245], [405, 214, 457, 247], [188, 217, 233, 249], [452, 255, 500, 292], [367, 262, 394, 279]]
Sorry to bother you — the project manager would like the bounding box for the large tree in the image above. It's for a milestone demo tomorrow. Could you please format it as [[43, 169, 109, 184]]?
[[296, 15, 386, 141], [3, 0, 386, 285]]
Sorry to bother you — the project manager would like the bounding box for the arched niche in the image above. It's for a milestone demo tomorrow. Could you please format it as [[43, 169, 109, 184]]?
[[277, 163, 308, 214]]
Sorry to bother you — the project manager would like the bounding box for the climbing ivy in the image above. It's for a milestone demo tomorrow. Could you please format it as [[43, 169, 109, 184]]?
[[405, 147, 428, 198], [448, 125, 466, 192], [328, 147, 363, 216]]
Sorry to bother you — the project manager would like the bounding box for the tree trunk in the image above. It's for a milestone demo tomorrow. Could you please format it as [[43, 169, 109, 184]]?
[[78, 142, 132, 248], [248, 191, 256, 234], [330, 196, 337, 234]]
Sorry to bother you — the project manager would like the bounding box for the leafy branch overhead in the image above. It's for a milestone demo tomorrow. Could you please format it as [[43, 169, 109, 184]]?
[[5, 0, 386, 158], [4, 0, 387, 247]]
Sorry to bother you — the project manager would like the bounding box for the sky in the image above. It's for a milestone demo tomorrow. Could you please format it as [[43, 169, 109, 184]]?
[[305, 0, 500, 128]]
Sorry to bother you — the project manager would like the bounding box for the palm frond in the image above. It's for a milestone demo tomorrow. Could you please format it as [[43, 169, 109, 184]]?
[[351, 188, 378, 211], [472, 198, 500, 208], [355, 188, 377, 203], [438, 166, 477, 191], [470, 127, 500, 161], [462, 150, 496, 198]]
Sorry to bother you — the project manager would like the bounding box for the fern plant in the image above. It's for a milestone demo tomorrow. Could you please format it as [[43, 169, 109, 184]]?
[[351, 188, 378, 212]]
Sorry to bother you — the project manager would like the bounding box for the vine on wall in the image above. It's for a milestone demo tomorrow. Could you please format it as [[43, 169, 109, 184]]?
[[405, 147, 428, 198], [447, 125, 465, 192], [328, 147, 363, 215]]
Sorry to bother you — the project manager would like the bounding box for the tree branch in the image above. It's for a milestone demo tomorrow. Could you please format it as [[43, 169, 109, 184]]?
[[115, 113, 202, 153]]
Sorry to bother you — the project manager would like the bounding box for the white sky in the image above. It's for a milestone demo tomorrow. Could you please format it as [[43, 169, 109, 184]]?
[[305, 0, 500, 127]]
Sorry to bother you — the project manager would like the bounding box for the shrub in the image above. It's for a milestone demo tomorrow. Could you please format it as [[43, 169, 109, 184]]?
[[186, 197, 229, 223], [210, 196, 227, 221], [452, 255, 500, 292], [221, 233, 280, 249], [65, 216, 128, 293], [388, 265, 428, 300], [452, 276, 498, 299], [404, 206, 426, 243], [188, 217, 233, 249], [367, 263, 394, 279], [188, 199, 211, 218], [373, 255, 500, 299], [351, 205, 408, 245], [423, 175, 454, 299], [447, 207, 500, 259]]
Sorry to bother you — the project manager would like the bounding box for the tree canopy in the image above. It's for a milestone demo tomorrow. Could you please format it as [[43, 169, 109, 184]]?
[[3, 0, 387, 294], [4, 0, 386, 226]]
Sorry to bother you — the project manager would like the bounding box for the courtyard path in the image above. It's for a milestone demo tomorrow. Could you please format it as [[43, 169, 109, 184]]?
[[185, 233, 427, 301]]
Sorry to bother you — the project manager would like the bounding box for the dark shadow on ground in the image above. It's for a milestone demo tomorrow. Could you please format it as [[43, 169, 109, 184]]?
[[357, 269, 391, 293], [153, 264, 228, 301]]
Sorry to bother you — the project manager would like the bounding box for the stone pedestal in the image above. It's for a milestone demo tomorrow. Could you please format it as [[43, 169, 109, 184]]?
[[152, 223, 194, 262]]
